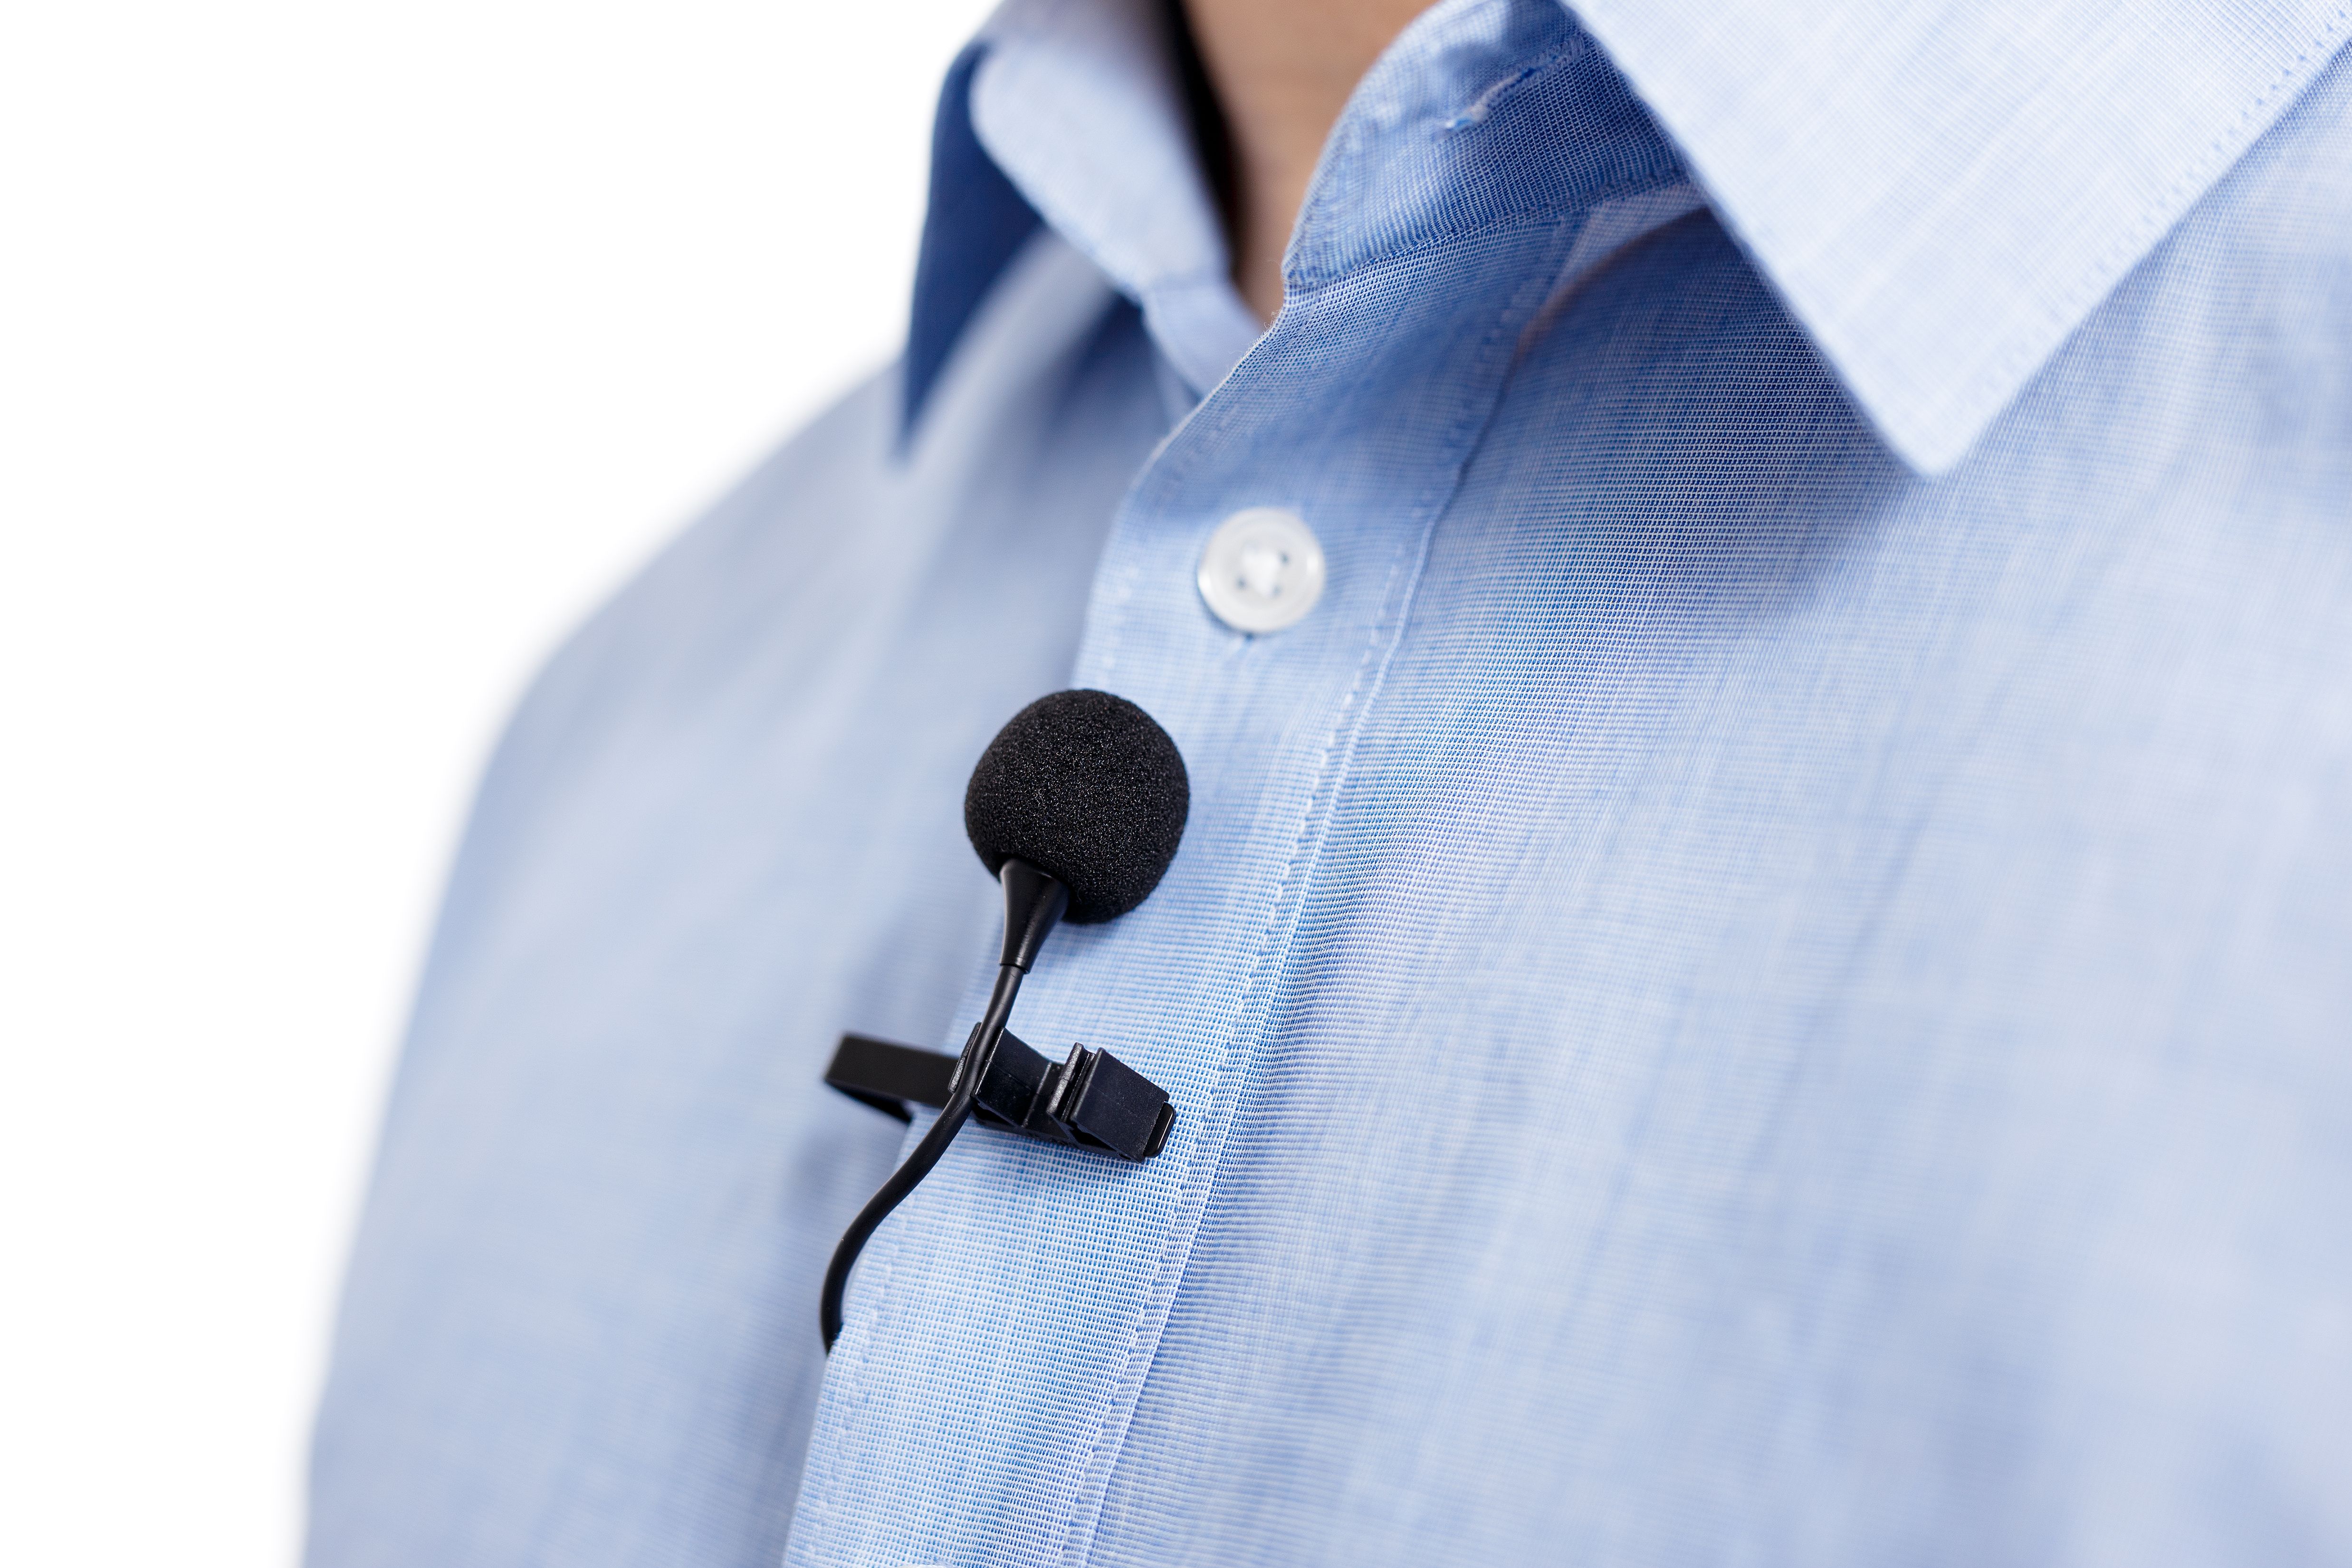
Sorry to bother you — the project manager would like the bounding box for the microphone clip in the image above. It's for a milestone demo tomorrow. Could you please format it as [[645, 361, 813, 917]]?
[[827, 1029, 1174, 1162]]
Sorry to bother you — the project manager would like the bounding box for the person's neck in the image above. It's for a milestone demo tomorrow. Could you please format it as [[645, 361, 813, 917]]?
[[1179, 0, 1435, 323]]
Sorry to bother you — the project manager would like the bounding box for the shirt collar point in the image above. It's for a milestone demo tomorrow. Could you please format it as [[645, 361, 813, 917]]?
[[1574, 0, 2352, 480]]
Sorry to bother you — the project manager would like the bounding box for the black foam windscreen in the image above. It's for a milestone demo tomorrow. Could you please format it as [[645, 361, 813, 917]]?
[[964, 689, 1189, 925]]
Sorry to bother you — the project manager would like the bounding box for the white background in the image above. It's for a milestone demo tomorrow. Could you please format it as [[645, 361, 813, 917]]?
[[0, 1, 995, 1560]]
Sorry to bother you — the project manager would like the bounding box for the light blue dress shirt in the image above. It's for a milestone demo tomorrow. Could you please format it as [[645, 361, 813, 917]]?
[[310, 0, 2352, 1564]]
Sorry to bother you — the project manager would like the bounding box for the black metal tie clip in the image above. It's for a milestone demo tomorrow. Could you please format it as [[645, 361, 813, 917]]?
[[825, 1029, 1175, 1162]]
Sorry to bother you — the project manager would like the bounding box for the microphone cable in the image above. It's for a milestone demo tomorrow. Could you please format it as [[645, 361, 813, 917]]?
[[821, 879, 1056, 1350]]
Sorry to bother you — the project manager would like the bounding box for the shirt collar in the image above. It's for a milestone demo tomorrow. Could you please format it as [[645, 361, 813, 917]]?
[[901, 0, 1258, 437], [906, 0, 2351, 473], [1573, 0, 2352, 472], [969, 0, 1264, 399]]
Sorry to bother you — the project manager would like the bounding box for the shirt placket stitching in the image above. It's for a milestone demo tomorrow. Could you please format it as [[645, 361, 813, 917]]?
[[1044, 212, 1597, 1568]]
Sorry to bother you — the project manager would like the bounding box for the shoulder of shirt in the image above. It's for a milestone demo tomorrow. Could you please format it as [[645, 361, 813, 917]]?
[[443, 366, 898, 848], [478, 230, 1123, 813]]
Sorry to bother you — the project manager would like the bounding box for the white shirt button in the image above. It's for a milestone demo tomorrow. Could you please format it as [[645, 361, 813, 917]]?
[[1196, 507, 1325, 634]]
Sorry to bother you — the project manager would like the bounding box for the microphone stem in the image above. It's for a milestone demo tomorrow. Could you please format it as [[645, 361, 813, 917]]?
[[818, 961, 1025, 1352]]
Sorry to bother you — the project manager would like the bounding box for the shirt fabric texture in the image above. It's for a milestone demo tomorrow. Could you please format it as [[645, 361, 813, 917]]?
[[309, 0, 2352, 1563]]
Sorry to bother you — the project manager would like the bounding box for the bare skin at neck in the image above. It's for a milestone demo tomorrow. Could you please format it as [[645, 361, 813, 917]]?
[[1181, 0, 1436, 323]]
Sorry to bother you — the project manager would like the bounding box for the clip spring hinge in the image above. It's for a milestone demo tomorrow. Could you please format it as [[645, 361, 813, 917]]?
[[825, 1029, 1175, 1162]]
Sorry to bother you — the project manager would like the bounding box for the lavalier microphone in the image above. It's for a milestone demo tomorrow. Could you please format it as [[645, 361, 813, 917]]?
[[818, 688, 1189, 1351]]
